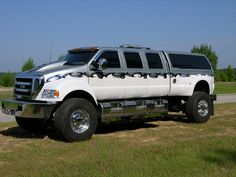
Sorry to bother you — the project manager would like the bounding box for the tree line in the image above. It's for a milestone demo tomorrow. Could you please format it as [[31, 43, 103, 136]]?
[[0, 44, 235, 87], [0, 57, 36, 87]]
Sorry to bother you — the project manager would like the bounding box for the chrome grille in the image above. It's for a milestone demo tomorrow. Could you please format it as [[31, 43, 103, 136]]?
[[14, 76, 44, 100], [15, 78, 33, 97]]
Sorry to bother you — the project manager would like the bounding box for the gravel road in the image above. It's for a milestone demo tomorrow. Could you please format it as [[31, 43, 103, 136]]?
[[0, 111, 15, 122], [0, 88, 13, 92], [214, 94, 236, 104], [0, 94, 236, 122]]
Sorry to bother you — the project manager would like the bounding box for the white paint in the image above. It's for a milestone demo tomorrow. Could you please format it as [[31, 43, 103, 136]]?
[[36, 76, 97, 104], [36, 73, 214, 103], [169, 75, 214, 96]]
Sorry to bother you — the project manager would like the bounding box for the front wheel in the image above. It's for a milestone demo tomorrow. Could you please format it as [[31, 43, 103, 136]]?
[[185, 91, 211, 123], [54, 98, 98, 142]]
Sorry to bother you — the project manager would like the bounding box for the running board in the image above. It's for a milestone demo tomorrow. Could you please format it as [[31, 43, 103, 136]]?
[[99, 99, 168, 123]]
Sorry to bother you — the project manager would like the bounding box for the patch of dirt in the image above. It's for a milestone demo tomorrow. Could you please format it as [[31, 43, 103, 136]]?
[[0, 161, 12, 166], [215, 110, 236, 117], [0, 88, 13, 92], [214, 127, 236, 137], [0, 131, 33, 153], [214, 105, 236, 117]]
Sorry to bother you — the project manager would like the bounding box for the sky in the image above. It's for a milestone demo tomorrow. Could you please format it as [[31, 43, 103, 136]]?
[[0, 0, 235, 72]]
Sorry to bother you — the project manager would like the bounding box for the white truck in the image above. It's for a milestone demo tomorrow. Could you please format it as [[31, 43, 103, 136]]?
[[2, 45, 216, 141]]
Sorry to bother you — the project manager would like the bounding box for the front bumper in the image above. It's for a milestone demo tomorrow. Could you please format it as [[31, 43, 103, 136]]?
[[1, 99, 56, 119]]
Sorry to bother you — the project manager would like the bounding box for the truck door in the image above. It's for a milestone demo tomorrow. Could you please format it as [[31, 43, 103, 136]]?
[[89, 50, 125, 100], [121, 51, 149, 98], [144, 51, 170, 97], [164, 52, 198, 96]]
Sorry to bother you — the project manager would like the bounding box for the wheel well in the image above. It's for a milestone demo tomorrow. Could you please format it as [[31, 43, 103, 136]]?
[[48, 91, 99, 123], [194, 80, 210, 94], [63, 90, 101, 123], [63, 90, 97, 107]]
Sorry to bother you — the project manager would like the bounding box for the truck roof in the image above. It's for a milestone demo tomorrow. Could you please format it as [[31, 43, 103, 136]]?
[[68, 45, 151, 53], [68, 45, 206, 57]]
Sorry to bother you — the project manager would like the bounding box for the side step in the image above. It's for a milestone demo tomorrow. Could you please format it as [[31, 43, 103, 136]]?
[[99, 99, 168, 123]]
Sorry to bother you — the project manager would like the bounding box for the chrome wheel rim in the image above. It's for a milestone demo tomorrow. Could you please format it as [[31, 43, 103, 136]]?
[[198, 100, 209, 117], [70, 109, 90, 133]]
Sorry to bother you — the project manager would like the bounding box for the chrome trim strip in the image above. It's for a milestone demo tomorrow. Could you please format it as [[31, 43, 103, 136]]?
[[15, 88, 32, 92], [15, 81, 32, 86], [99, 99, 168, 123]]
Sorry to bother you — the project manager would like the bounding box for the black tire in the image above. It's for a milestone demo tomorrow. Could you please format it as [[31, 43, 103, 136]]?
[[185, 91, 211, 123], [54, 98, 98, 142], [15, 117, 47, 133]]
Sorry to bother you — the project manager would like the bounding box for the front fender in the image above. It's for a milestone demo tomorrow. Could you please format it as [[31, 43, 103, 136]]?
[[35, 76, 97, 104]]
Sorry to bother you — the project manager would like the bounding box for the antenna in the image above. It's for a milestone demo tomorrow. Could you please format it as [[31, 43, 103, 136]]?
[[49, 41, 52, 63]]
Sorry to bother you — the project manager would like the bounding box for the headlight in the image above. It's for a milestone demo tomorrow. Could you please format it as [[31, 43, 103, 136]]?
[[42, 89, 59, 98]]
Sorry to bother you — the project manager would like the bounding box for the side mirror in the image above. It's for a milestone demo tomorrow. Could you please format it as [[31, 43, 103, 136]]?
[[98, 58, 107, 70]]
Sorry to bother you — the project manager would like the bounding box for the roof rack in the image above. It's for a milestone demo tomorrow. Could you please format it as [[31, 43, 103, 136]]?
[[119, 44, 150, 50]]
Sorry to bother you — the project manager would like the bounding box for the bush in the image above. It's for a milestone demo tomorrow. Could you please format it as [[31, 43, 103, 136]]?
[[219, 72, 228, 82], [0, 72, 16, 87], [216, 67, 236, 82], [225, 65, 234, 81]]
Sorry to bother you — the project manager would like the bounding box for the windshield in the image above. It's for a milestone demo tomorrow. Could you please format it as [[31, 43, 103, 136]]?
[[64, 51, 97, 65]]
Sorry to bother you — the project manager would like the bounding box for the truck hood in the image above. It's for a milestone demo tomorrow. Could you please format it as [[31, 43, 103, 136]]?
[[18, 61, 88, 81]]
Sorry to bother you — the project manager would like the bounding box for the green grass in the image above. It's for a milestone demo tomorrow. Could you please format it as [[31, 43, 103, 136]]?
[[215, 82, 236, 94], [0, 91, 12, 99], [0, 91, 12, 105], [0, 103, 236, 177]]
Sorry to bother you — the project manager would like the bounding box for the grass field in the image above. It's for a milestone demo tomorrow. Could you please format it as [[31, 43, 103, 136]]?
[[0, 103, 235, 177], [215, 82, 236, 94]]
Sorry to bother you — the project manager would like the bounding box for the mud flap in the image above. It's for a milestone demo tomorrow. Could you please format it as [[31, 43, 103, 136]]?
[[210, 94, 217, 115]]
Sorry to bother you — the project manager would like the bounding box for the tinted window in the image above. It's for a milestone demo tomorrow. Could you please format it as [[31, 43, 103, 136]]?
[[169, 54, 211, 69], [64, 51, 97, 65], [124, 52, 143, 68], [146, 53, 163, 69], [98, 51, 120, 68]]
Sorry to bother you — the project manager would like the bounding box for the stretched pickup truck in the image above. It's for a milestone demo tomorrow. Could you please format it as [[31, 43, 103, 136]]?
[[2, 45, 216, 141]]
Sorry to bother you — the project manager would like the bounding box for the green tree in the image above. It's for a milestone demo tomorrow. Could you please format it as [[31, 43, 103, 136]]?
[[191, 44, 218, 72], [21, 57, 35, 72], [234, 68, 236, 81], [225, 65, 234, 81], [58, 54, 65, 61]]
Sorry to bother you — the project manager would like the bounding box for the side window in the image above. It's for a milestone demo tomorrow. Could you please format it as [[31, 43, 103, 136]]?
[[169, 54, 211, 69], [146, 53, 163, 69], [98, 51, 121, 68], [124, 52, 143, 68]]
